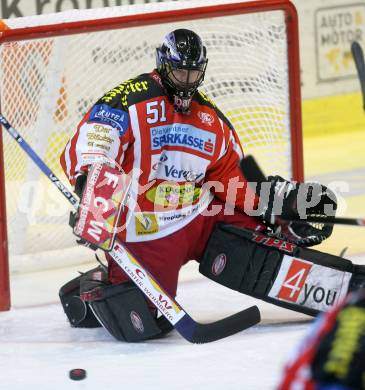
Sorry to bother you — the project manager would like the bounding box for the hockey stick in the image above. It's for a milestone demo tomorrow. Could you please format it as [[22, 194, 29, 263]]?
[[351, 41, 365, 111], [295, 42, 365, 226], [282, 215, 365, 228], [287, 42, 365, 227], [240, 154, 365, 228], [0, 113, 260, 343]]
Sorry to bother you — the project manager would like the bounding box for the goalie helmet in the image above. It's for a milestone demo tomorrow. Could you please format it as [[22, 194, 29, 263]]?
[[156, 29, 208, 114]]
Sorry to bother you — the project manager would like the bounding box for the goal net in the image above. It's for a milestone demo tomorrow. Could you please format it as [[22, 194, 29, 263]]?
[[0, 0, 302, 308]]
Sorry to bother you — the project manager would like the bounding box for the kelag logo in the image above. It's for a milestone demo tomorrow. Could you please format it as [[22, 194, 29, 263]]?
[[89, 104, 129, 136], [146, 183, 201, 207], [150, 123, 216, 156]]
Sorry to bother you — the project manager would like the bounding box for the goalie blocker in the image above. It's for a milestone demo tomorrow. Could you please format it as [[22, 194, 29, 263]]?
[[71, 163, 132, 251], [200, 224, 365, 316]]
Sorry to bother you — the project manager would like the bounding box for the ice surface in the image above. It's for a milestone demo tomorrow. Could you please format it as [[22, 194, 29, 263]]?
[[0, 261, 311, 390]]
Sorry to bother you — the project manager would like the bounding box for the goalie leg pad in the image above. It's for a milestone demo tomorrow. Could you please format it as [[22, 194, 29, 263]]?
[[200, 223, 362, 316], [59, 266, 104, 328], [82, 281, 173, 342]]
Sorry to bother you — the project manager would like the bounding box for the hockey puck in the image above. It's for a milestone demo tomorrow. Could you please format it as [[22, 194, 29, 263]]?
[[69, 368, 87, 381]]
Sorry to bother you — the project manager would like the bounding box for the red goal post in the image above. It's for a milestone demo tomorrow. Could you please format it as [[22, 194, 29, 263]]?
[[0, 0, 303, 310]]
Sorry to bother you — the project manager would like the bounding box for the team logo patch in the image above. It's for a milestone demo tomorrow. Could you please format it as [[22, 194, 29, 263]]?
[[198, 111, 214, 126], [212, 253, 227, 276], [135, 214, 159, 235], [130, 311, 144, 334], [89, 104, 128, 136], [150, 123, 216, 156]]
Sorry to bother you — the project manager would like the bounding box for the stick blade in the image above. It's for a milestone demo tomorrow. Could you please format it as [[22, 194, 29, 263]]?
[[175, 305, 261, 344]]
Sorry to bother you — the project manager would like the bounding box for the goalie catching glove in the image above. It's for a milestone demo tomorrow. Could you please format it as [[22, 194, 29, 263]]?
[[69, 163, 131, 251], [261, 175, 337, 247]]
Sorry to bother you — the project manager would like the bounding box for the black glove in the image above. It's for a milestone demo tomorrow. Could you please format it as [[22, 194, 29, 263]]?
[[262, 176, 337, 247]]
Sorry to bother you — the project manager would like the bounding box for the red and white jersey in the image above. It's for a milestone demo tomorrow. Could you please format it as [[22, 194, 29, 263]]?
[[60, 70, 257, 242]]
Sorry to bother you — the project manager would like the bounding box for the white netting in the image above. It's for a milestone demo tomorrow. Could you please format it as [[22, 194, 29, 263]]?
[[0, 1, 299, 272]]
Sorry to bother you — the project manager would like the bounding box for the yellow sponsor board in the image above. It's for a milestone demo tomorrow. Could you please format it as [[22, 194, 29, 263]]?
[[315, 4, 365, 81]]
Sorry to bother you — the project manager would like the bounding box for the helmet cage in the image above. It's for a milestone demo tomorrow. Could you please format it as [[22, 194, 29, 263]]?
[[162, 57, 207, 97], [156, 29, 208, 112]]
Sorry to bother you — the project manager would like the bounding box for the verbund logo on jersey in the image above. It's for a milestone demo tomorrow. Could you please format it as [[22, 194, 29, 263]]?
[[152, 154, 204, 182], [150, 123, 216, 156]]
